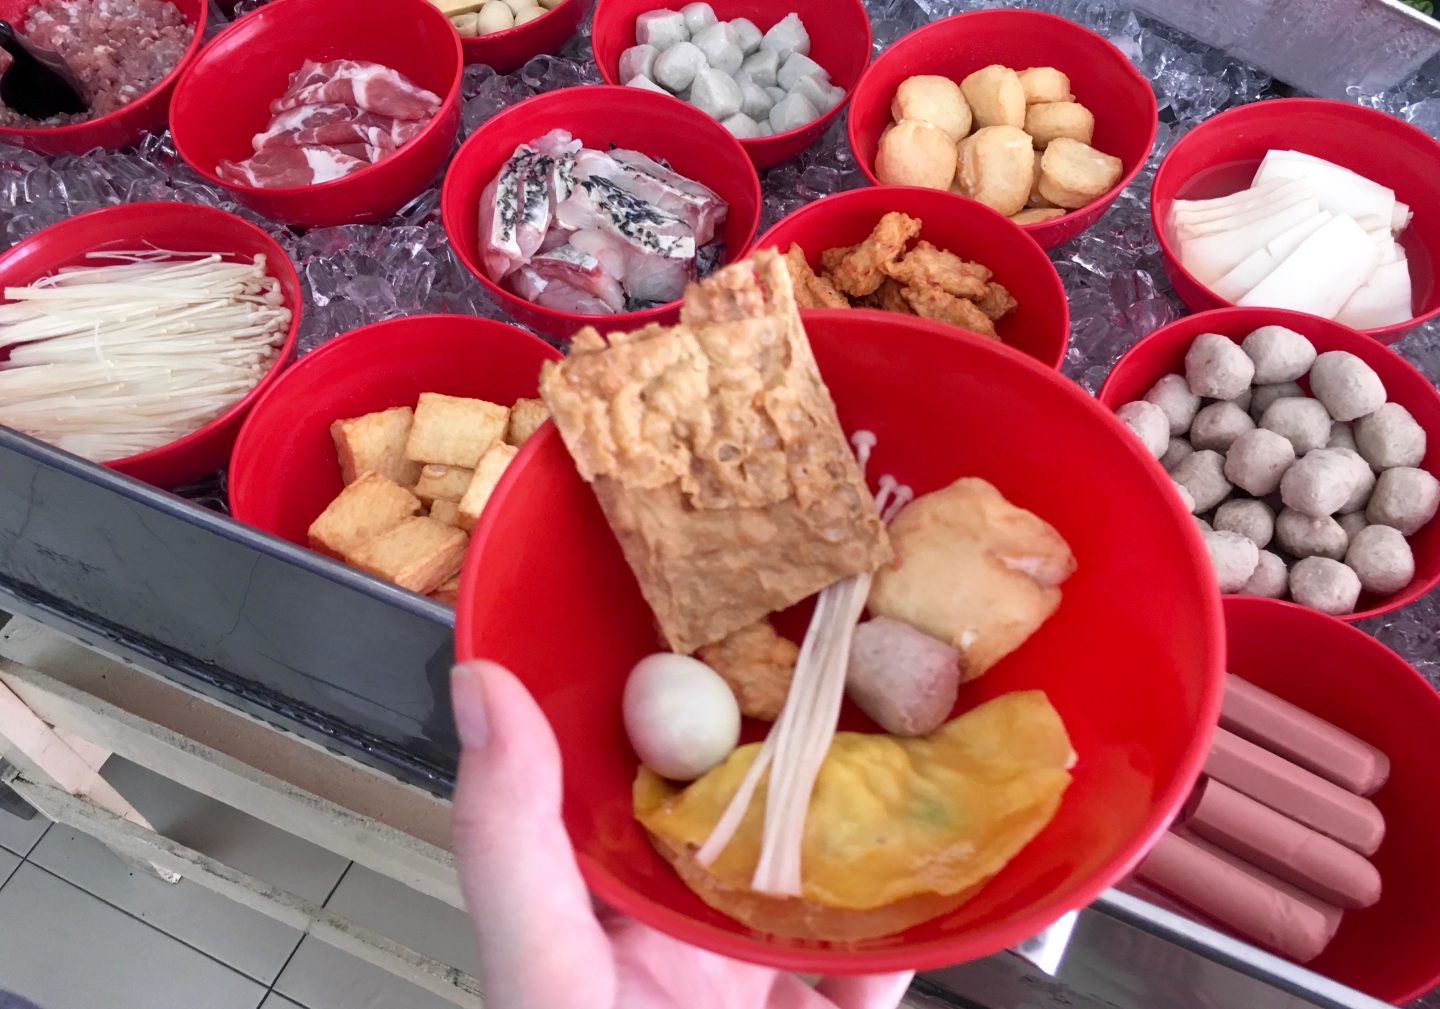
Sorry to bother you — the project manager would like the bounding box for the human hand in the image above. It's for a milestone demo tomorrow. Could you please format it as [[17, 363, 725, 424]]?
[[451, 660, 915, 1009]]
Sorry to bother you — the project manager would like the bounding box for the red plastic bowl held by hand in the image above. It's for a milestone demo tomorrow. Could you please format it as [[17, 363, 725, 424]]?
[[455, 308, 1224, 974], [847, 9, 1157, 251]]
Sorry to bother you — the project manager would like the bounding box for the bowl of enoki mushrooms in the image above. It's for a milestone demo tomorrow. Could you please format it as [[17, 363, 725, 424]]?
[[0, 201, 302, 487]]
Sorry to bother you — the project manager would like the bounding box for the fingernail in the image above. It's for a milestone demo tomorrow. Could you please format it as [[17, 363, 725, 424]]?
[[451, 660, 494, 748]]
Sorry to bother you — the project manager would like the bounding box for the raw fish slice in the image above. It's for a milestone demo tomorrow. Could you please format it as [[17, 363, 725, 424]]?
[[606, 149, 729, 246], [529, 128, 583, 159], [1179, 199, 1321, 285], [622, 246, 694, 305], [1211, 212, 1332, 302], [549, 150, 578, 208], [1253, 151, 1396, 230], [1238, 214, 1380, 318], [272, 60, 442, 121], [555, 175, 696, 260], [1336, 254, 1413, 329], [217, 146, 369, 188], [508, 266, 549, 302], [536, 279, 618, 315], [479, 147, 554, 281], [569, 228, 630, 279], [530, 245, 627, 312], [538, 227, 573, 253]]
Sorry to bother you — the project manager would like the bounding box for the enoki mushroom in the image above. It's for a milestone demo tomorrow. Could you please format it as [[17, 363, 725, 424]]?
[[0, 249, 291, 462]]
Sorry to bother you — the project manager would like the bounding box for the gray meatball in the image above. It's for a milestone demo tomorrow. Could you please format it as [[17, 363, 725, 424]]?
[[1337, 511, 1369, 541], [1276, 508, 1349, 560], [1280, 449, 1360, 518], [1249, 382, 1305, 423], [1173, 480, 1196, 514], [1231, 388, 1254, 413], [1262, 397, 1333, 455], [1162, 437, 1194, 471], [1327, 422, 1357, 451], [1117, 400, 1169, 459], [1330, 448, 1376, 514], [1224, 428, 1296, 496], [1345, 524, 1415, 595], [1215, 499, 1275, 549], [1309, 351, 1386, 422], [1355, 402, 1426, 470], [1205, 530, 1261, 593], [1289, 557, 1362, 615], [1144, 374, 1202, 436], [1367, 466, 1440, 535], [1191, 401, 1256, 452], [1239, 550, 1289, 599], [1242, 325, 1317, 383], [1172, 449, 1233, 514], [1186, 333, 1255, 400]]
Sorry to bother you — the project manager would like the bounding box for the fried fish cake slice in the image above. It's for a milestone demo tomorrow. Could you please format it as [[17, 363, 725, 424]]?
[[900, 284, 998, 338], [829, 212, 922, 298], [883, 241, 991, 300], [782, 242, 850, 309], [975, 282, 1018, 321]]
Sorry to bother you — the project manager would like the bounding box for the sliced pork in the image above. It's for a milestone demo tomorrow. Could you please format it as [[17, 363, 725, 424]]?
[[271, 60, 442, 121]]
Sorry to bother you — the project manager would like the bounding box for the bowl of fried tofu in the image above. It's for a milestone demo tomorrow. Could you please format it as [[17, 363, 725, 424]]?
[[228, 314, 561, 606]]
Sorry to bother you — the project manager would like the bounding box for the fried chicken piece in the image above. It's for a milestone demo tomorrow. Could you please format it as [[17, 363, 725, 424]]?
[[900, 284, 998, 339], [819, 244, 854, 277], [695, 617, 799, 721], [882, 241, 991, 300], [828, 212, 922, 298], [781, 243, 850, 309], [873, 277, 915, 315], [975, 282, 1019, 321]]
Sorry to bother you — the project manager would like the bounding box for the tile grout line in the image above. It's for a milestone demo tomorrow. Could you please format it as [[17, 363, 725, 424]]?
[[263, 860, 356, 1009]]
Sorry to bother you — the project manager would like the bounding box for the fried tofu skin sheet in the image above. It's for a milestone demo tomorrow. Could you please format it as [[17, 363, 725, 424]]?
[[539, 249, 891, 654], [634, 691, 1074, 940]]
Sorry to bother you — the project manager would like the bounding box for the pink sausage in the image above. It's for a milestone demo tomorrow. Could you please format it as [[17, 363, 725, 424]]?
[[1115, 875, 1225, 930], [1137, 832, 1342, 963], [1206, 728, 1386, 856], [1187, 778, 1382, 909], [1223, 673, 1390, 796]]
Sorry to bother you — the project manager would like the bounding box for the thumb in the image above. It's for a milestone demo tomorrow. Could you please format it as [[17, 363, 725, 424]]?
[[451, 660, 616, 1009]]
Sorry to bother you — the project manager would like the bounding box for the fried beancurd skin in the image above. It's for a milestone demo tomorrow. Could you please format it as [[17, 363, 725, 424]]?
[[975, 282, 1018, 321], [882, 240, 992, 301], [781, 243, 850, 310], [695, 617, 799, 721], [829, 212, 923, 297], [900, 285, 998, 339]]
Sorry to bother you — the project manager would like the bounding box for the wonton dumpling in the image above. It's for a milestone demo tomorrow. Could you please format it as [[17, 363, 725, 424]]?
[[634, 691, 1074, 940]]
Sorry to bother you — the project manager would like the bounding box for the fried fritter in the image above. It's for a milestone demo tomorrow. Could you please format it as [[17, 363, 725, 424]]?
[[900, 284, 998, 339], [782, 243, 850, 310], [882, 240, 991, 300], [975, 282, 1018, 321], [829, 212, 922, 297], [875, 278, 915, 315], [695, 617, 798, 721], [820, 244, 854, 276]]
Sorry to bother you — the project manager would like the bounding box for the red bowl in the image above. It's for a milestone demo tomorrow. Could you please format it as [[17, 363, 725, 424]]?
[[229, 314, 561, 550], [1151, 99, 1440, 345], [460, 0, 595, 74], [170, 0, 463, 227], [440, 85, 762, 340], [0, 0, 206, 155], [1222, 596, 1440, 1004], [847, 9, 1157, 251], [0, 201, 301, 489], [1097, 307, 1440, 622], [754, 186, 1070, 369], [591, 0, 872, 170], [455, 307, 1224, 973]]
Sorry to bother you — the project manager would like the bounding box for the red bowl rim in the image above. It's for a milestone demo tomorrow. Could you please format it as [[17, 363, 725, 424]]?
[[1096, 305, 1440, 622], [0, 200, 301, 472], [0, 0, 209, 144], [1149, 97, 1440, 344], [454, 306, 1226, 973], [751, 185, 1072, 370], [170, 0, 464, 200], [459, 0, 582, 46], [846, 8, 1158, 246], [589, 0, 874, 153], [227, 311, 560, 526], [439, 83, 763, 333]]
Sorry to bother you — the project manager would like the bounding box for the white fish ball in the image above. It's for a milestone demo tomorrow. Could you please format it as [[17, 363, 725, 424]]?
[[1172, 449, 1233, 513], [1276, 508, 1349, 560], [1262, 397, 1333, 456], [1215, 498, 1275, 549], [1309, 351, 1386, 422], [1242, 325, 1317, 384], [623, 653, 740, 781], [1205, 530, 1261, 593], [1345, 524, 1415, 595], [1355, 402, 1426, 471], [1116, 400, 1169, 459], [1289, 557, 1362, 615], [1144, 373, 1201, 436], [1366, 466, 1440, 535], [1185, 333, 1254, 400], [1191, 400, 1256, 452], [1239, 550, 1289, 599], [1224, 428, 1295, 497]]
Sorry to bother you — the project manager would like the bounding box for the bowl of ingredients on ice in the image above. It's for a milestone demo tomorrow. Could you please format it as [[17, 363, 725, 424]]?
[[1152, 98, 1440, 344], [169, 0, 463, 227], [442, 0, 594, 75], [1100, 307, 1440, 621], [441, 84, 762, 339], [592, 0, 872, 169], [454, 249, 1224, 972]]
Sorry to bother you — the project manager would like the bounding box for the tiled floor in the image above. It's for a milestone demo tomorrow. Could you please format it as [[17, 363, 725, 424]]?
[[0, 760, 475, 1009]]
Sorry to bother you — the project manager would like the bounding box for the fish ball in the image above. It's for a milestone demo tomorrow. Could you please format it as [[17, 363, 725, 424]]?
[[736, 48, 779, 88], [1261, 397, 1333, 456], [1239, 550, 1289, 599], [1191, 401, 1255, 452], [1309, 351, 1386, 422], [739, 81, 774, 121], [769, 91, 821, 133], [636, 8, 689, 48], [1216, 498, 1275, 549], [729, 17, 763, 55], [1281, 449, 1360, 518], [1290, 557, 1362, 615], [689, 66, 744, 120], [1144, 373, 1201, 436], [847, 617, 961, 737], [1205, 530, 1261, 593], [1232, 387, 1254, 414], [1328, 421, 1357, 451], [760, 12, 810, 60], [777, 51, 826, 92], [1116, 400, 1169, 459], [477, 1, 515, 34], [1241, 325, 1317, 384], [1337, 511, 1369, 541], [1172, 449, 1232, 513], [680, 1, 716, 34], [1249, 382, 1305, 423], [623, 653, 740, 781], [876, 119, 957, 190], [1224, 428, 1295, 497], [514, 6, 544, 22], [626, 74, 668, 94], [1174, 481, 1196, 514], [960, 64, 1026, 129], [619, 44, 658, 83], [1345, 524, 1415, 595], [891, 75, 971, 142], [1276, 508, 1349, 560], [1185, 332, 1254, 400], [452, 12, 480, 36], [1162, 436, 1194, 471], [1366, 466, 1440, 535], [654, 41, 707, 92], [721, 112, 761, 139], [694, 22, 743, 75], [791, 75, 843, 115], [1355, 402, 1426, 470], [1330, 447, 1376, 514]]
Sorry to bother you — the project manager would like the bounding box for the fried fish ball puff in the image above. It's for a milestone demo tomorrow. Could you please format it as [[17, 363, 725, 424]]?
[[1037, 138, 1123, 210], [975, 282, 1018, 321], [960, 64, 1026, 129], [781, 243, 849, 309], [1281, 448, 1361, 518], [1011, 207, 1065, 225], [1018, 66, 1072, 104], [476, 0, 515, 34], [881, 240, 990, 300], [1023, 101, 1094, 149], [1367, 466, 1440, 535], [891, 75, 972, 142], [1172, 449, 1232, 513], [1345, 524, 1414, 595], [1309, 351, 1386, 422], [1277, 508, 1348, 560], [900, 285, 998, 338], [1216, 498, 1275, 549], [828, 212, 922, 297], [1355, 402, 1426, 470], [1191, 401, 1256, 452], [1240, 549, 1289, 599], [1241, 325, 1316, 384], [876, 119, 957, 190], [1205, 530, 1261, 593], [1185, 332, 1255, 400], [1145, 374, 1202, 436], [1290, 557, 1362, 615], [695, 618, 798, 721], [1249, 381, 1304, 423], [1117, 401, 1169, 459], [1162, 436, 1194, 471], [1026, 157, 1052, 208], [955, 125, 1034, 217]]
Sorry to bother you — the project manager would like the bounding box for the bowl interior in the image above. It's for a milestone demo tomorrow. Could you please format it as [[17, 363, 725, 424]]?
[[1097, 306, 1440, 621], [456, 308, 1224, 972], [755, 186, 1069, 368], [228, 316, 562, 547], [1222, 596, 1440, 1004], [1152, 100, 1440, 334]]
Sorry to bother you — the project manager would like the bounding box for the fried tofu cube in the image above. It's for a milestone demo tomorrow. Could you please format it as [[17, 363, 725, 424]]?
[[307, 474, 421, 559], [404, 393, 509, 467], [430, 573, 463, 607], [506, 398, 550, 447], [428, 498, 461, 527], [331, 407, 423, 486], [413, 464, 474, 504], [348, 517, 468, 595], [458, 442, 519, 531]]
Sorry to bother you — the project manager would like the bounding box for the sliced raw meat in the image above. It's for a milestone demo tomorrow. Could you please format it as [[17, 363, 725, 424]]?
[[622, 246, 694, 305], [217, 145, 369, 188], [529, 244, 627, 312], [607, 148, 728, 246], [272, 60, 442, 121], [555, 175, 696, 260], [253, 107, 425, 153], [479, 146, 555, 281], [535, 279, 619, 316], [529, 128, 582, 159], [508, 266, 549, 302]]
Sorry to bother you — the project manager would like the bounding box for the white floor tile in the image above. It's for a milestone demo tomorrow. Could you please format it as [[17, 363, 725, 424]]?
[[323, 865, 480, 977], [29, 824, 303, 984], [0, 845, 18, 886], [0, 798, 49, 857], [273, 937, 468, 1009], [259, 995, 308, 1009], [99, 756, 350, 903], [0, 863, 267, 1009]]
